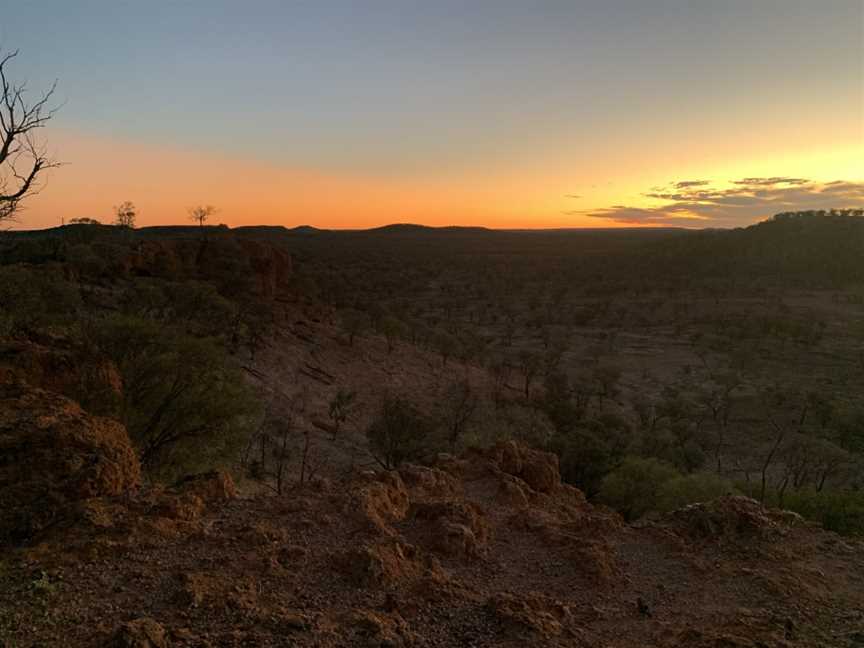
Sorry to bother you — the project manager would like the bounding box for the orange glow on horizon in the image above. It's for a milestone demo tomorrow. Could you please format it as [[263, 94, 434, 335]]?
[[15, 128, 864, 231]]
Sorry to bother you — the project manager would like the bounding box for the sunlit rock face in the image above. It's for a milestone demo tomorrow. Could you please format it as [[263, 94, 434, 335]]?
[[0, 379, 140, 547]]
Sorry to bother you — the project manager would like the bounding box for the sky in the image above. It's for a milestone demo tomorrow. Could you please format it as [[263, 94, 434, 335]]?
[[2, 0, 863, 229]]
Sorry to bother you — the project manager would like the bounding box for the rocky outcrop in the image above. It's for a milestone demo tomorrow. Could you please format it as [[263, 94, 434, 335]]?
[[122, 236, 292, 299], [338, 539, 446, 588], [174, 469, 237, 503], [0, 340, 122, 416], [0, 380, 140, 546], [3, 439, 863, 648], [350, 470, 410, 533], [659, 495, 805, 544], [486, 592, 577, 640], [339, 609, 417, 647], [237, 238, 292, 299], [410, 500, 490, 559], [488, 440, 561, 493], [398, 463, 461, 497], [105, 618, 167, 648]]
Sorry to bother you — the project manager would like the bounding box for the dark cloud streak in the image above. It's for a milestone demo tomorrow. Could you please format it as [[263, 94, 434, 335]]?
[[732, 177, 809, 186], [572, 177, 864, 227]]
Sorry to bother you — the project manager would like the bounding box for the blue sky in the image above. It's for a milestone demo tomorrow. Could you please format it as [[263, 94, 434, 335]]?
[[3, 1, 862, 227]]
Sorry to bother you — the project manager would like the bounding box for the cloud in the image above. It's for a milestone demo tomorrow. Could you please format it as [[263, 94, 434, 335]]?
[[731, 177, 809, 186], [575, 178, 864, 227]]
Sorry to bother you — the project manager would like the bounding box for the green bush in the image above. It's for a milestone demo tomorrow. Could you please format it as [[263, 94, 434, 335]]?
[[87, 314, 260, 479], [598, 456, 680, 521], [779, 489, 864, 536], [657, 473, 738, 512], [551, 421, 629, 498]]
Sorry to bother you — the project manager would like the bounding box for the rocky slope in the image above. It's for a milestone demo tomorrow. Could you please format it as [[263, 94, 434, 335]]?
[[0, 375, 862, 648]]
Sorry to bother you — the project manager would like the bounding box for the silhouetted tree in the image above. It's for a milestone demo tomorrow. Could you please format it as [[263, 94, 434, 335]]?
[[189, 204, 217, 227], [113, 201, 136, 228], [0, 49, 59, 223]]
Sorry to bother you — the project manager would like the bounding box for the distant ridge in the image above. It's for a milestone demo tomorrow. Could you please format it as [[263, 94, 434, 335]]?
[[363, 223, 493, 234]]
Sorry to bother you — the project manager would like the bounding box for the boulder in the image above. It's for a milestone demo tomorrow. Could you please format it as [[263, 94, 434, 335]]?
[[486, 592, 575, 640], [411, 500, 490, 559], [0, 381, 140, 546], [398, 463, 460, 497], [174, 470, 237, 504], [338, 539, 445, 588], [106, 618, 167, 648], [350, 470, 410, 533], [488, 441, 561, 493], [342, 609, 416, 647]]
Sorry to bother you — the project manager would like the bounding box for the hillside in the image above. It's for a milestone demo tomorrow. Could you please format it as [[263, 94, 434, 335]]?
[[1, 214, 863, 646], [632, 210, 864, 286], [1, 384, 862, 647]]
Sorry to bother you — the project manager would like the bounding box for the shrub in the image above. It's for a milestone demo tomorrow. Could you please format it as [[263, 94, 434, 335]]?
[[367, 395, 435, 469], [544, 410, 632, 497], [598, 456, 680, 521], [778, 489, 864, 536], [657, 473, 738, 512], [87, 314, 260, 479], [0, 265, 81, 336], [66, 243, 108, 279]]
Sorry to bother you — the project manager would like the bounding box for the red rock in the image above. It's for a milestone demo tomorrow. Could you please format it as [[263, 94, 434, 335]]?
[[106, 617, 167, 648], [0, 380, 140, 547]]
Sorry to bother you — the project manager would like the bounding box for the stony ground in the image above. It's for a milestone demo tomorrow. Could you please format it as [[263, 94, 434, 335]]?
[[1, 441, 862, 648]]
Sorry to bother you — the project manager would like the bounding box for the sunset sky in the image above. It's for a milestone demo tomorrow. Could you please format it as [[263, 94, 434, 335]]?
[[3, 1, 863, 229]]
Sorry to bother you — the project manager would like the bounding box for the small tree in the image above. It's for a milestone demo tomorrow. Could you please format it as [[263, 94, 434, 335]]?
[[599, 456, 679, 521], [339, 308, 368, 347], [380, 315, 404, 354], [328, 389, 358, 433], [593, 361, 623, 405], [189, 204, 217, 227], [439, 379, 478, 451], [0, 50, 60, 224], [516, 349, 542, 399], [113, 201, 136, 228], [367, 395, 432, 469], [272, 404, 298, 495], [433, 330, 458, 367]]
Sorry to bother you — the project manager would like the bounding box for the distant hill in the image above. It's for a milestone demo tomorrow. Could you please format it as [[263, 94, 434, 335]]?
[[634, 210, 864, 286], [362, 223, 493, 235], [6, 211, 862, 286]]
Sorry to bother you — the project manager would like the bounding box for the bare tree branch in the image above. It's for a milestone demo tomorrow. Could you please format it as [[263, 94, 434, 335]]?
[[0, 48, 60, 223]]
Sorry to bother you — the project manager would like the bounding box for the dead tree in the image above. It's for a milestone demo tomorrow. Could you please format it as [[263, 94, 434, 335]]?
[[189, 204, 217, 227], [0, 50, 59, 223]]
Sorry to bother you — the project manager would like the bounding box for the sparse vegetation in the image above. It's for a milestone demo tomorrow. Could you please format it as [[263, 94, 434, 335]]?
[[2, 9, 864, 645]]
